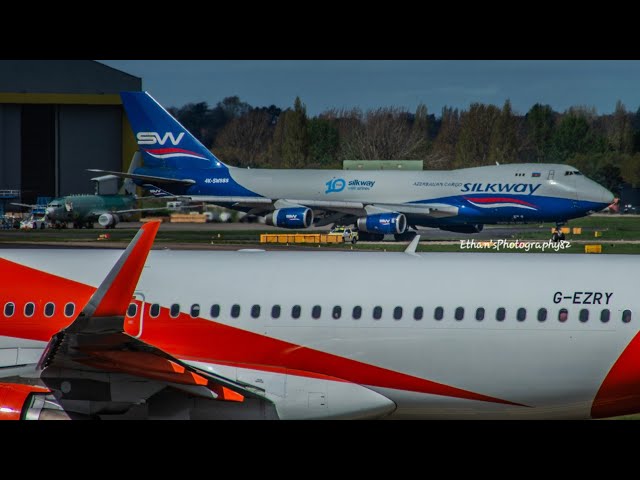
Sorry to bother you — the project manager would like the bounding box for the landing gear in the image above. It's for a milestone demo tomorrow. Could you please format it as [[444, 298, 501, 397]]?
[[394, 230, 417, 242]]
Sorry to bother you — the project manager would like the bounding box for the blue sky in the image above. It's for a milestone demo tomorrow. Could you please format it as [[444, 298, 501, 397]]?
[[99, 60, 640, 117]]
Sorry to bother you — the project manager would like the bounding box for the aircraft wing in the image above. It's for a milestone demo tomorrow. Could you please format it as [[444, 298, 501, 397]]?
[[10, 202, 38, 209], [93, 207, 172, 216], [367, 202, 459, 218], [35, 222, 269, 419], [87, 169, 196, 186], [166, 196, 460, 224]]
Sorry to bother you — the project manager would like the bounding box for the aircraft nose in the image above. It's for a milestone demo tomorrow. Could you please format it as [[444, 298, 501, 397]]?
[[602, 188, 615, 205]]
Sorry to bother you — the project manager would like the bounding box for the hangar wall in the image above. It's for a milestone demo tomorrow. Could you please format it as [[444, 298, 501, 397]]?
[[0, 60, 142, 206], [0, 105, 20, 192], [58, 105, 122, 195]]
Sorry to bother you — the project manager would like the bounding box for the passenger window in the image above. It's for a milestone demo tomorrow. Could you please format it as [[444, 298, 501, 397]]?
[[64, 302, 75, 317], [558, 308, 568, 322], [496, 308, 505, 322], [150, 303, 161, 318], [434, 306, 444, 321], [475, 307, 485, 321], [393, 306, 402, 320], [332, 306, 342, 319], [600, 309, 610, 323], [373, 306, 382, 320], [24, 302, 35, 317], [4, 302, 14, 317], [537, 308, 547, 322], [352, 306, 362, 320], [413, 306, 423, 320], [210, 304, 220, 318], [251, 305, 261, 318], [271, 305, 281, 319], [44, 302, 55, 317], [127, 303, 137, 317], [170, 304, 180, 318], [455, 307, 464, 321], [190, 304, 200, 318], [292, 305, 301, 319], [517, 308, 526, 322], [312, 305, 321, 319], [579, 309, 589, 322], [230, 304, 240, 318], [623, 310, 632, 323]]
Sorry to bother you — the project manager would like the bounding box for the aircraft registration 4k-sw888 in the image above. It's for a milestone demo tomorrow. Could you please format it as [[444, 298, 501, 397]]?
[[0, 227, 637, 420], [89, 92, 614, 241]]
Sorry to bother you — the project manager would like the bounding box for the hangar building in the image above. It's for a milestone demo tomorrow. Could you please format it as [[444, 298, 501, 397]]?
[[0, 60, 141, 206]]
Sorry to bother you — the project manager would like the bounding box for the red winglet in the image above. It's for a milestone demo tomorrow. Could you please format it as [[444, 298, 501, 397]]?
[[84, 221, 160, 318]]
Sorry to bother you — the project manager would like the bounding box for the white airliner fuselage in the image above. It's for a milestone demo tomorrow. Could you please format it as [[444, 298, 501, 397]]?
[[0, 248, 636, 419]]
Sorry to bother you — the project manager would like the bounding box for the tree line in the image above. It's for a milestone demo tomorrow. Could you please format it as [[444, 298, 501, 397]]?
[[168, 97, 640, 194]]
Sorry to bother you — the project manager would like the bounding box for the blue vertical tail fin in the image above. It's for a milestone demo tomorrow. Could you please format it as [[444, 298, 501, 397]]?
[[121, 91, 226, 170]]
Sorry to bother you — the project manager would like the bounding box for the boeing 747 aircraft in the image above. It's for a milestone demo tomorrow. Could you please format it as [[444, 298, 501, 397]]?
[[89, 92, 614, 241], [0, 226, 637, 420]]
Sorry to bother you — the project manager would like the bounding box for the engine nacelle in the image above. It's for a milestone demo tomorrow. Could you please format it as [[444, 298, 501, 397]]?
[[357, 213, 406, 235], [98, 213, 119, 228], [439, 224, 484, 234], [0, 383, 71, 420], [265, 208, 313, 229]]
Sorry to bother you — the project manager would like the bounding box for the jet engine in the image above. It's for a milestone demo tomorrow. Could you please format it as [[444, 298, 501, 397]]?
[[357, 213, 407, 235], [0, 384, 72, 420], [98, 213, 120, 228], [265, 208, 313, 229]]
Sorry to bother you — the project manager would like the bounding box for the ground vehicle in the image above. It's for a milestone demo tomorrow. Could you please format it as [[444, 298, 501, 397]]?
[[19, 215, 47, 230], [329, 226, 359, 244]]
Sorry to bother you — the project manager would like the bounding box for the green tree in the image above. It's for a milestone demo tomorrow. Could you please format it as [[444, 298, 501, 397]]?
[[550, 112, 605, 163], [592, 163, 624, 195], [280, 97, 309, 168], [412, 103, 431, 157], [431, 107, 459, 168], [619, 153, 640, 187], [340, 107, 428, 161], [489, 99, 518, 164], [608, 100, 633, 153], [455, 103, 500, 167], [308, 118, 340, 168], [217, 96, 251, 119], [525, 104, 555, 162], [214, 109, 275, 168], [172, 102, 214, 147]]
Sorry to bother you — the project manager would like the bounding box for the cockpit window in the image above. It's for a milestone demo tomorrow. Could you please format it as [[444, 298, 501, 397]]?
[[564, 170, 582, 176]]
